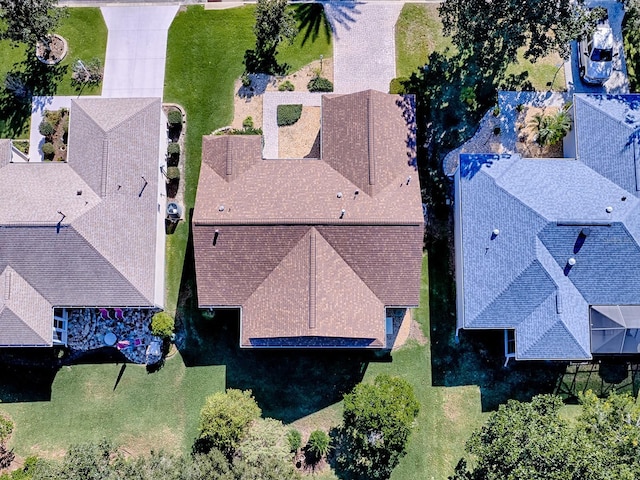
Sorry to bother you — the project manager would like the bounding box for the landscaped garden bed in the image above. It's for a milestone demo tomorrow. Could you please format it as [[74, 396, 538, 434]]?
[[39, 108, 68, 161]]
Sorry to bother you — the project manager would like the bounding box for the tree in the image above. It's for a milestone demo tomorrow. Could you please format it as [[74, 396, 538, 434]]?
[[624, 0, 640, 91], [439, 0, 606, 66], [244, 0, 297, 74], [198, 389, 262, 456], [0, 0, 66, 47], [530, 107, 572, 147], [450, 393, 640, 480], [236, 418, 291, 468], [151, 311, 175, 339], [335, 374, 420, 480]]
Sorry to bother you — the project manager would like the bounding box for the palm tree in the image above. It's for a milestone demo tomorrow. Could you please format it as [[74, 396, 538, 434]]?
[[306, 430, 331, 463], [530, 109, 572, 147]]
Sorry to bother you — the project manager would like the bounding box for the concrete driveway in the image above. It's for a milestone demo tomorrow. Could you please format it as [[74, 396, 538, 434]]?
[[566, 0, 629, 94], [329, 2, 403, 94], [101, 6, 178, 98]]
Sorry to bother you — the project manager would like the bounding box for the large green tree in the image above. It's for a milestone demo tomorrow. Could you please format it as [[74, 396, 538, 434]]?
[[244, 0, 297, 74], [439, 0, 605, 65], [624, 0, 640, 91], [335, 374, 420, 480], [198, 389, 262, 456], [0, 0, 66, 47], [451, 392, 640, 480]]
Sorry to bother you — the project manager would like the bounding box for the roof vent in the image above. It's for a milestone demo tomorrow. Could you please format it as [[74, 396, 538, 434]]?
[[337, 192, 343, 198], [354, 190, 359, 196], [77, 190, 82, 196], [567, 257, 577, 266], [580, 227, 591, 237], [218, 205, 225, 212], [606, 206, 613, 213], [492, 228, 500, 236], [340, 209, 345, 219], [406, 175, 412, 185], [213, 229, 219, 246]]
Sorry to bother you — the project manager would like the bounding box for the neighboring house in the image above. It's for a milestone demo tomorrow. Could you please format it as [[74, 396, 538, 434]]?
[[193, 90, 423, 348], [455, 93, 640, 361], [0, 98, 166, 347]]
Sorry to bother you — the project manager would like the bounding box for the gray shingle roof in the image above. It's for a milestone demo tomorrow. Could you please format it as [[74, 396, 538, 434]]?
[[0, 98, 164, 345], [0, 140, 11, 167], [456, 93, 640, 360]]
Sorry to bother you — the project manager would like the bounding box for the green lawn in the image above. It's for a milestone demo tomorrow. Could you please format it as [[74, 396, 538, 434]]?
[[163, 5, 332, 313], [0, 8, 107, 139], [394, 3, 566, 91], [0, 354, 225, 457]]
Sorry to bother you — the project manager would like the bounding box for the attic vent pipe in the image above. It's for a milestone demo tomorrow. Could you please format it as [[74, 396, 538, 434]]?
[[567, 257, 577, 266], [606, 206, 613, 213], [406, 176, 412, 185], [340, 209, 345, 219], [213, 229, 219, 246], [580, 227, 591, 237]]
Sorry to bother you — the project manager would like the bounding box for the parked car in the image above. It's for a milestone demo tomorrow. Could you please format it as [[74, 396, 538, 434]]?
[[578, 16, 615, 85]]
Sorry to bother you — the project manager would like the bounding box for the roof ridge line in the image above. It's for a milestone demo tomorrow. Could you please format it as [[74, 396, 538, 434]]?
[[309, 228, 317, 329], [576, 95, 636, 132], [1, 306, 50, 345]]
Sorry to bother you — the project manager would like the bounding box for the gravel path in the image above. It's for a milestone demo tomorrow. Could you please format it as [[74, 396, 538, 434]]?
[[330, 2, 403, 94]]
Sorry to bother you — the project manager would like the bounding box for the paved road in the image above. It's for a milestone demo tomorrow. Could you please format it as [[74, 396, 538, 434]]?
[[101, 6, 178, 98], [329, 2, 403, 94]]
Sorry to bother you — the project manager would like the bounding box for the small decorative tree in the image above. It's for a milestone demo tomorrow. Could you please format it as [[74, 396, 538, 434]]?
[[39, 120, 55, 137], [306, 430, 330, 463], [287, 428, 302, 453], [530, 108, 572, 147]]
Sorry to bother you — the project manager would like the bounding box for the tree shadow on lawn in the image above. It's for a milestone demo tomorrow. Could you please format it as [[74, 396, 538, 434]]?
[[0, 55, 67, 138], [428, 235, 570, 412], [175, 224, 383, 424]]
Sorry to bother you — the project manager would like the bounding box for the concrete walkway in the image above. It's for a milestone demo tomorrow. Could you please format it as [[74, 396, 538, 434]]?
[[262, 92, 323, 159], [101, 6, 178, 98], [329, 2, 403, 94]]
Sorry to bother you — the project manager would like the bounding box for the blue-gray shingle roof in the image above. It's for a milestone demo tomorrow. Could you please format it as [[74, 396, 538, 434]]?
[[456, 93, 640, 361]]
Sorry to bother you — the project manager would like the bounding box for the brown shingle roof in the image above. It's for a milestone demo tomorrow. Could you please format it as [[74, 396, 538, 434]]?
[[0, 98, 164, 345], [193, 90, 423, 348]]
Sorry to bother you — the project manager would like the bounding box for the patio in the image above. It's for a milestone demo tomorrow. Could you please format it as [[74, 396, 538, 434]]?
[[63, 308, 162, 364]]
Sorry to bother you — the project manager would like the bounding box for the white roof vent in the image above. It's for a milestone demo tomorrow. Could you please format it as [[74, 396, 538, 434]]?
[[218, 205, 225, 212], [492, 228, 500, 236], [606, 206, 613, 213], [568, 257, 577, 266], [337, 192, 343, 198]]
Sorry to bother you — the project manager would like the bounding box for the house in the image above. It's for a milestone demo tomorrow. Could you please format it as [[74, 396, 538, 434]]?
[[0, 98, 166, 347], [455, 93, 640, 361], [192, 90, 423, 348]]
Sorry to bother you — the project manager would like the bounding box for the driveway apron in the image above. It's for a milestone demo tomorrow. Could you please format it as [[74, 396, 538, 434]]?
[[101, 6, 178, 98], [329, 2, 404, 94]]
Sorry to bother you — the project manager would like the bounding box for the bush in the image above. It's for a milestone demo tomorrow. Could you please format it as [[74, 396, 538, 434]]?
[[39, 121, 54, 137], [287, 429, 301, 453], [389, 76, 408, 94], [198, 389, 261, 455], [277, 104, 303, 127], [41, 142, 55, 156], [530, 109, 572, 146], [0, 414, 13, 444], [243, 116, 254, 129], [166, 166, 180, 181], [492, 106, 500, 117], [151, 311, 174, 339], [227, 127, 263, 136], [306, 430, 330, 462], [167, 142, 180, 156], [307, 76, 333, 92], [167, 109, 182, 126], [278, 80, 295, 91]]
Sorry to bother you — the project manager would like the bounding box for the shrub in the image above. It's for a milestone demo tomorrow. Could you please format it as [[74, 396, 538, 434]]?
[[287, 428, 302, 453], [278, 80, 295, 91], [166, 166, 180, 181], [0, 414, 13, 444], [39, 121, 54, 137], [492, 106, 500, 117], [389, 76, 408, 94], [306, 430, 330, 462], [41, 142, 55, 156], [198, 389, 261, 455], [516, 103, 525, 113], [307, 76, 333, 92], [227, 127, 263, 136], [277, 104, 303, 127], [72, 57, 103, 85], [151, 311, 174, 339], [530, 110, 572, 146], [167, 109, 182, 126], [241, 72, 251, 87], [167, 142, 180, 156], [243, 116, 254, 129]]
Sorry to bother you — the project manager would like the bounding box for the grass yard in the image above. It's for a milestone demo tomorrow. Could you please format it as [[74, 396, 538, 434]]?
[[394, 3, 566, 91], [0, 8, 107, 139], [0, 353, 225, 457], [163, 5, 332, 313]]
